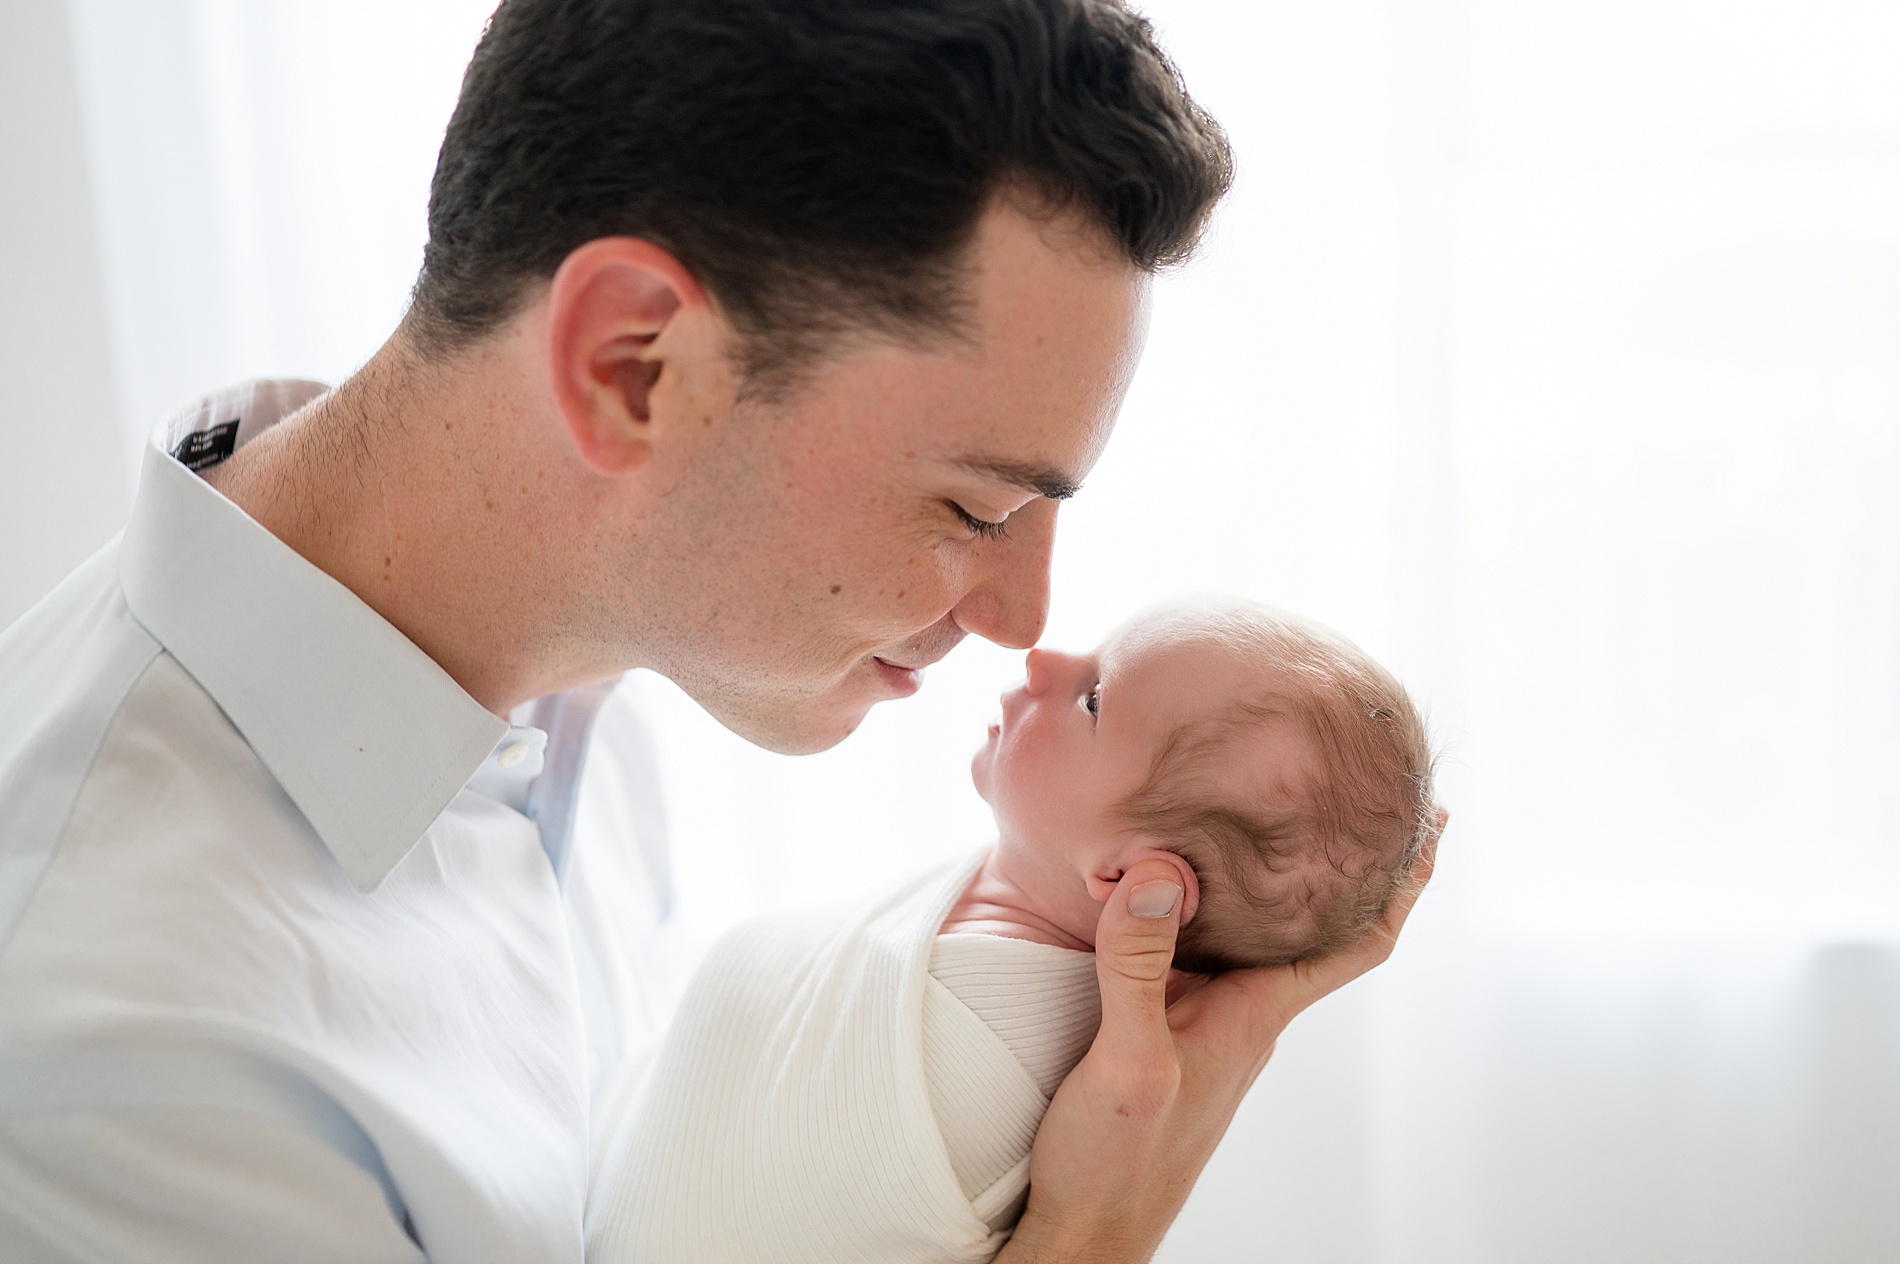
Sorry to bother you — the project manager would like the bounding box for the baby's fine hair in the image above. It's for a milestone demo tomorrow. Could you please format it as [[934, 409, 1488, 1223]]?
[[1116, 601, 1440, 974]]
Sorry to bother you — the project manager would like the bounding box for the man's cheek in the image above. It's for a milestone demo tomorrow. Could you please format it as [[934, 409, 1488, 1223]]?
[[844, 537, 953, 618]]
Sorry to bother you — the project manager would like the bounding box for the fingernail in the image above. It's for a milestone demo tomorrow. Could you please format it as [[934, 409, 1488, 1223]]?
[[1129, 880, 1181, 919]]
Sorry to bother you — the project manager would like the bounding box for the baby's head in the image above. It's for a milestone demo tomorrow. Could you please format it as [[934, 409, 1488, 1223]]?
[[971, 598, 1441, 972]]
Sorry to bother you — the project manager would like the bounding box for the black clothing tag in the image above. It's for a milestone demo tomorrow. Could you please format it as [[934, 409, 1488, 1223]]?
[[172, 420, 240, 471]]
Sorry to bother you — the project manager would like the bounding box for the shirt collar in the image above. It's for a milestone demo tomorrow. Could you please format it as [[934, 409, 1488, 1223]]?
[[119, 380, 510, 892]]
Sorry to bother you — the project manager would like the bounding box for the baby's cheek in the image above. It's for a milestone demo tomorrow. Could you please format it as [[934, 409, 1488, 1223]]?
[[995, 758, 1064, 838]]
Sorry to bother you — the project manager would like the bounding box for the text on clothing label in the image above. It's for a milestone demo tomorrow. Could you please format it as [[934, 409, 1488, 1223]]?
[[172, 420, 240, 471]]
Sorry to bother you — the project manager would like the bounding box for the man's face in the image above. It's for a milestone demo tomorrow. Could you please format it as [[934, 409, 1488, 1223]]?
[[638, 202, 1150, 753]]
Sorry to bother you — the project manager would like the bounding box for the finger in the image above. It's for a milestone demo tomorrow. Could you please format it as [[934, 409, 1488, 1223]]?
[[1089, 857, 1185, 1064], [1164, 963, 1298, 1062]]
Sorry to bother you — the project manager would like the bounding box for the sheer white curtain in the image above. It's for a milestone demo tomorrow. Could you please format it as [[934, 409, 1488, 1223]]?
[[47, 1, 1900, 1259]]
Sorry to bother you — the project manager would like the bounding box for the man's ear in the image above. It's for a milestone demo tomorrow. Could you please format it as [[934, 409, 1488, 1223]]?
[[543, 236, 724, 478], [1086, 844, 1202, 927]]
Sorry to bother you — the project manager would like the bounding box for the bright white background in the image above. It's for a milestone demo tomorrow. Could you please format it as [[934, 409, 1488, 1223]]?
[[5, 0, 1898, 1259]]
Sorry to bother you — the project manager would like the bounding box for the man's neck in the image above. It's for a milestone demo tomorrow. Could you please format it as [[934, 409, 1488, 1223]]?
[[202, 332, 620, 715]]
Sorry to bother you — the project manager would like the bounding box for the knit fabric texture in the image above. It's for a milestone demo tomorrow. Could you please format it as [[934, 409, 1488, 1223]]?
[[587, 852, 1101, 1264]]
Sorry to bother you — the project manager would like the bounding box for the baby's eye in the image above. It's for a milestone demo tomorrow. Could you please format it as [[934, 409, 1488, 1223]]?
[[1085, 684, 1101, 718]]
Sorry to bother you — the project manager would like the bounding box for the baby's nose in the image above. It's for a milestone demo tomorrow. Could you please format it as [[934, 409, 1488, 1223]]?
[[1023, 647, 1087, 696]]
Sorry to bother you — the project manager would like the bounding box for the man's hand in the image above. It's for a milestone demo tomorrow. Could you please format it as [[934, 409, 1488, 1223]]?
[[996, 844, 1436, 1264]]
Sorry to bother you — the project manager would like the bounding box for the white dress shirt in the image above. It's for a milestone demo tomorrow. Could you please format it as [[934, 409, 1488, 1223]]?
[[0, 380, 678, 1263]]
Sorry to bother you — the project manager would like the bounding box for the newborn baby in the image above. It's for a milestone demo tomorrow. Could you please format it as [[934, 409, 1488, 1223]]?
[[587, 599, 1442, 1264]]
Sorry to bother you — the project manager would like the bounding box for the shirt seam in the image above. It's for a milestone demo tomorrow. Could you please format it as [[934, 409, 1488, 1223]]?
[[0, 638, 163, 964]]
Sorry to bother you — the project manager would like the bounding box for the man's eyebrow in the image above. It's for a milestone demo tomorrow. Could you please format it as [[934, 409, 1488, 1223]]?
[[953, 456, 1082, 501]]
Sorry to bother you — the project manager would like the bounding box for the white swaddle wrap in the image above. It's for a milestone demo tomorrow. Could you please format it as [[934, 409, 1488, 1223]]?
[[586, 852, 1101, 1264]]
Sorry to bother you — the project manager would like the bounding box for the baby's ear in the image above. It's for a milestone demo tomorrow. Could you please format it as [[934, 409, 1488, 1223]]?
[[1088, 843, 1202, 927], [1433, 806, 1451, 835]]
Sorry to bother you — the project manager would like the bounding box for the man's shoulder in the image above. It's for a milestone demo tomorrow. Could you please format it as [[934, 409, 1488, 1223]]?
[[0, 536, 153, 709], [0, 541, 161, 934], [0, 539, 309, 953], [0, 552, 588, 1261]]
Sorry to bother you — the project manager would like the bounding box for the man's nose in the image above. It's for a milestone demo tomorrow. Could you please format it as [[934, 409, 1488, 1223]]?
[[950, 499, 1055, 651]]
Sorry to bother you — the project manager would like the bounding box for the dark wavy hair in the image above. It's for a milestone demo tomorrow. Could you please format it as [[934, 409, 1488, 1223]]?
[[408, 0, 1232, 383]]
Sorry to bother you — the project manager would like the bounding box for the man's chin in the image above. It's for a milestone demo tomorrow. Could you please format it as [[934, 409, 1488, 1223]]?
[[701, 692, 877, 756], [685, 656, 929, 754]]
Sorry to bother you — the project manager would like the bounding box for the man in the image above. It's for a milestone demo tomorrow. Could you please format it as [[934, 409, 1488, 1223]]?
[[0, 0, 1429, 1260]]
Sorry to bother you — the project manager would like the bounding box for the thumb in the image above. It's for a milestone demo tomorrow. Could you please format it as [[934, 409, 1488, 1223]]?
[[1091, 858, 1185, 1061]]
